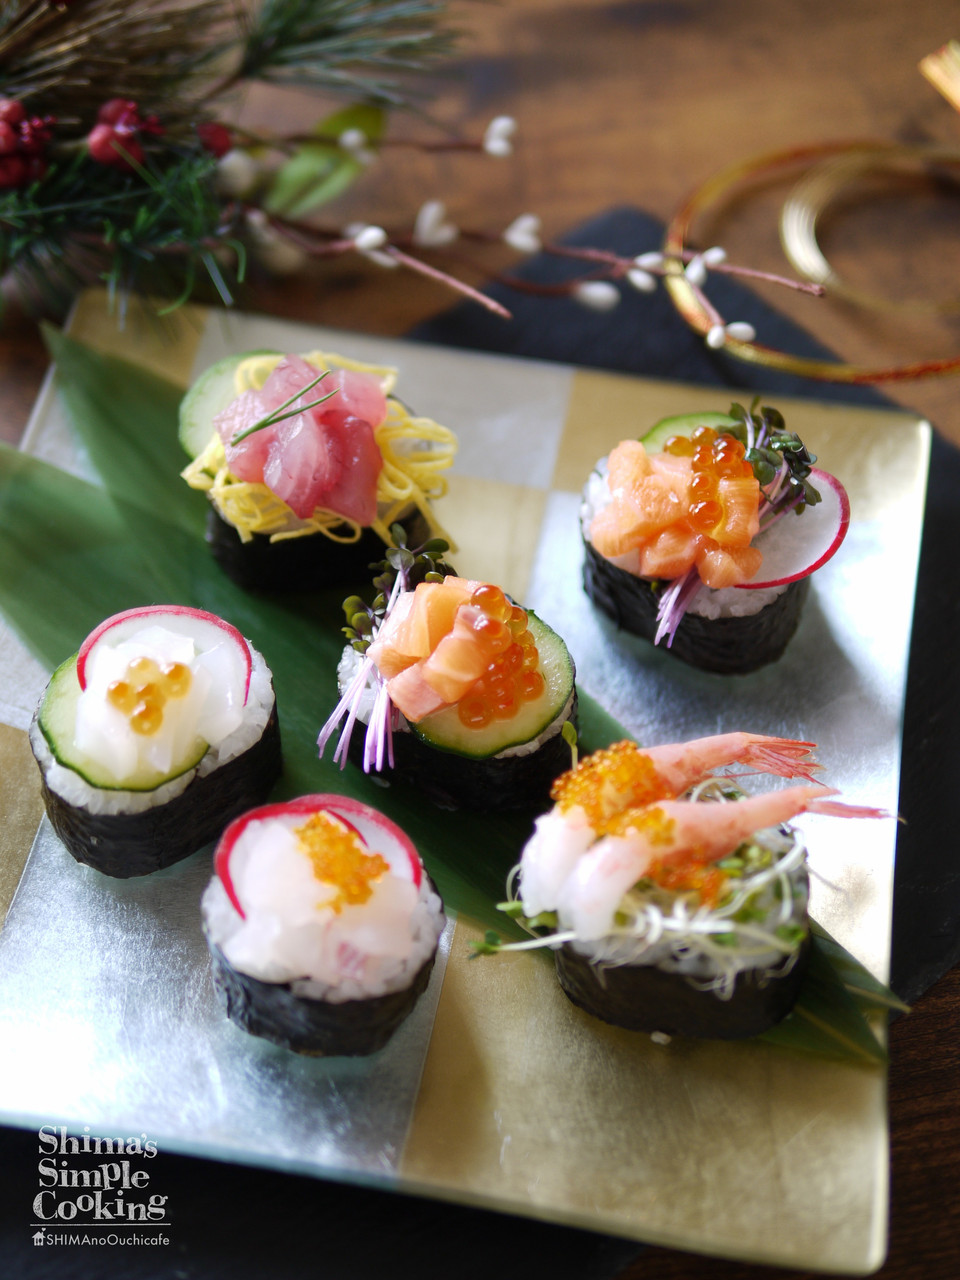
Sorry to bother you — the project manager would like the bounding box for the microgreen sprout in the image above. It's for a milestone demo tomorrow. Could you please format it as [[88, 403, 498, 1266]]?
[[561, 719, 579, 770]]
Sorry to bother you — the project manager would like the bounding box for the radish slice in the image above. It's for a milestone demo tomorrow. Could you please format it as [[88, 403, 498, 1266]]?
[[77, 605, 252, 701], [738, 468, 850, 590], [215, 795, 422, 920]]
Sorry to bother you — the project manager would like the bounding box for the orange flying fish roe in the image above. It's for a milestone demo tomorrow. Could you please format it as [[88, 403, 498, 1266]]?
[[295, 811, 389, 912], [648, 860, 728, 907], [606, 803, 677, 846], [550, 741, 673, 831]]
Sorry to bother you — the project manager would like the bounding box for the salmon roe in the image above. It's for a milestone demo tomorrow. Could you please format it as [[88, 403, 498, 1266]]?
[[295, 811, 389, 912], [663, 427, 755, 538], [457, 586, 545, 729], [106, 657, 193, 737]]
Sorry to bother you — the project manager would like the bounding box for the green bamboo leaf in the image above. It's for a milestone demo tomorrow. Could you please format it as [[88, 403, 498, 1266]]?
[[0, 444, 166, 667], [808, 919, 910, 1015], [40, 324, 207, 539], [757, 930, 888, 1064]]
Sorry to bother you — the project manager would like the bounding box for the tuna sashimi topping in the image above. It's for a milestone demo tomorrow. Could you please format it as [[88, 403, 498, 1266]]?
[[214, 354, 385, 522]]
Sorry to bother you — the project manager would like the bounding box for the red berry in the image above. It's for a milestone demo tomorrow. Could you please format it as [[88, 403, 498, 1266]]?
[[197, 121, 232, 157], [0, 98, 25, 126], [0, 121, 17, 156], [18, 116, 54, 156], [88, 122, 143, 168], [97, 99, 138, 127]]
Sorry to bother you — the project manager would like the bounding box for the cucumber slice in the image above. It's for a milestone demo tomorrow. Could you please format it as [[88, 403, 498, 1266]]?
[[178, 349, 281, 459], [410, 613, 575, 760], [640, 411, 739, 455], [38, 656, 209, 792]]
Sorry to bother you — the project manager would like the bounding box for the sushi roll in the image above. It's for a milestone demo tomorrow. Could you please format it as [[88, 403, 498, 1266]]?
[[581, 404, 849, 674], [29, 605, 282, 877], [318, 542, 577, 812], [202, 794, 445, 1056], [488, 733, 888, 1039], [179, 348, 457, 591]]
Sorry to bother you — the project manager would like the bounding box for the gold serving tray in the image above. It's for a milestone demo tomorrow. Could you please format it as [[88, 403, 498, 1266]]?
[[0, 293, 930, 1272]]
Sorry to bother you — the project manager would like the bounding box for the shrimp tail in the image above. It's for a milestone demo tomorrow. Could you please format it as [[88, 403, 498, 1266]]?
[[806, 798, 894, 820], [736, 736, 822, 783]]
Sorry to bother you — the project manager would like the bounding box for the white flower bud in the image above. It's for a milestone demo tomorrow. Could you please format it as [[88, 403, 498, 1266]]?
[[503, 213, 541, 254], [634, 251, 664, 270], [483, 115, 517, 156], [724, 321, 756, 342], [626, 267, 656, 293], [702, 246, 727, 267], [352, 224, 388, 252], [684, 255, 707, 287], [339, 128, 367, 152], [572, 280, 620, 312], [343, 222, 397, 268], [216, 149, 260, 198], [413, 200, 459, 248], [706, 324, 727, 349]]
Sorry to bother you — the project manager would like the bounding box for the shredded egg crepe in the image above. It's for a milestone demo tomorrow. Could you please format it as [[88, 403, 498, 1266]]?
[[181, 349, 457, 546]]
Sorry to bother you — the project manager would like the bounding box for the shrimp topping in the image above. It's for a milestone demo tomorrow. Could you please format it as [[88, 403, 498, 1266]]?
[[550, 732, 821, 835], [519, 735, 889, 942]]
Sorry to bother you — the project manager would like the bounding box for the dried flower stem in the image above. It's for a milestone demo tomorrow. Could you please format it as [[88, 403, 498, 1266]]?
[[383, 245, 512, 317]]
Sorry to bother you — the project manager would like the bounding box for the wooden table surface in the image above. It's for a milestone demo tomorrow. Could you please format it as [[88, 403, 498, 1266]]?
[[3, 2, 959, 1276]]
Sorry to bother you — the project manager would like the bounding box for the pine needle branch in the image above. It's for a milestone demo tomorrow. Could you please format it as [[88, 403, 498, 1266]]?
[[227, 0, 456, 103]]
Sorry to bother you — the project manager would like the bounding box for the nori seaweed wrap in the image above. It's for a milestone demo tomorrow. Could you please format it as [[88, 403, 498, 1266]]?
[[29, 606, 282, 877], [486, 736, 883, 1041], [202, 795, 445, 1056], [582, 540, 810, 675], [205, 506, 431, 594], [580, 406, 848, 674]]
